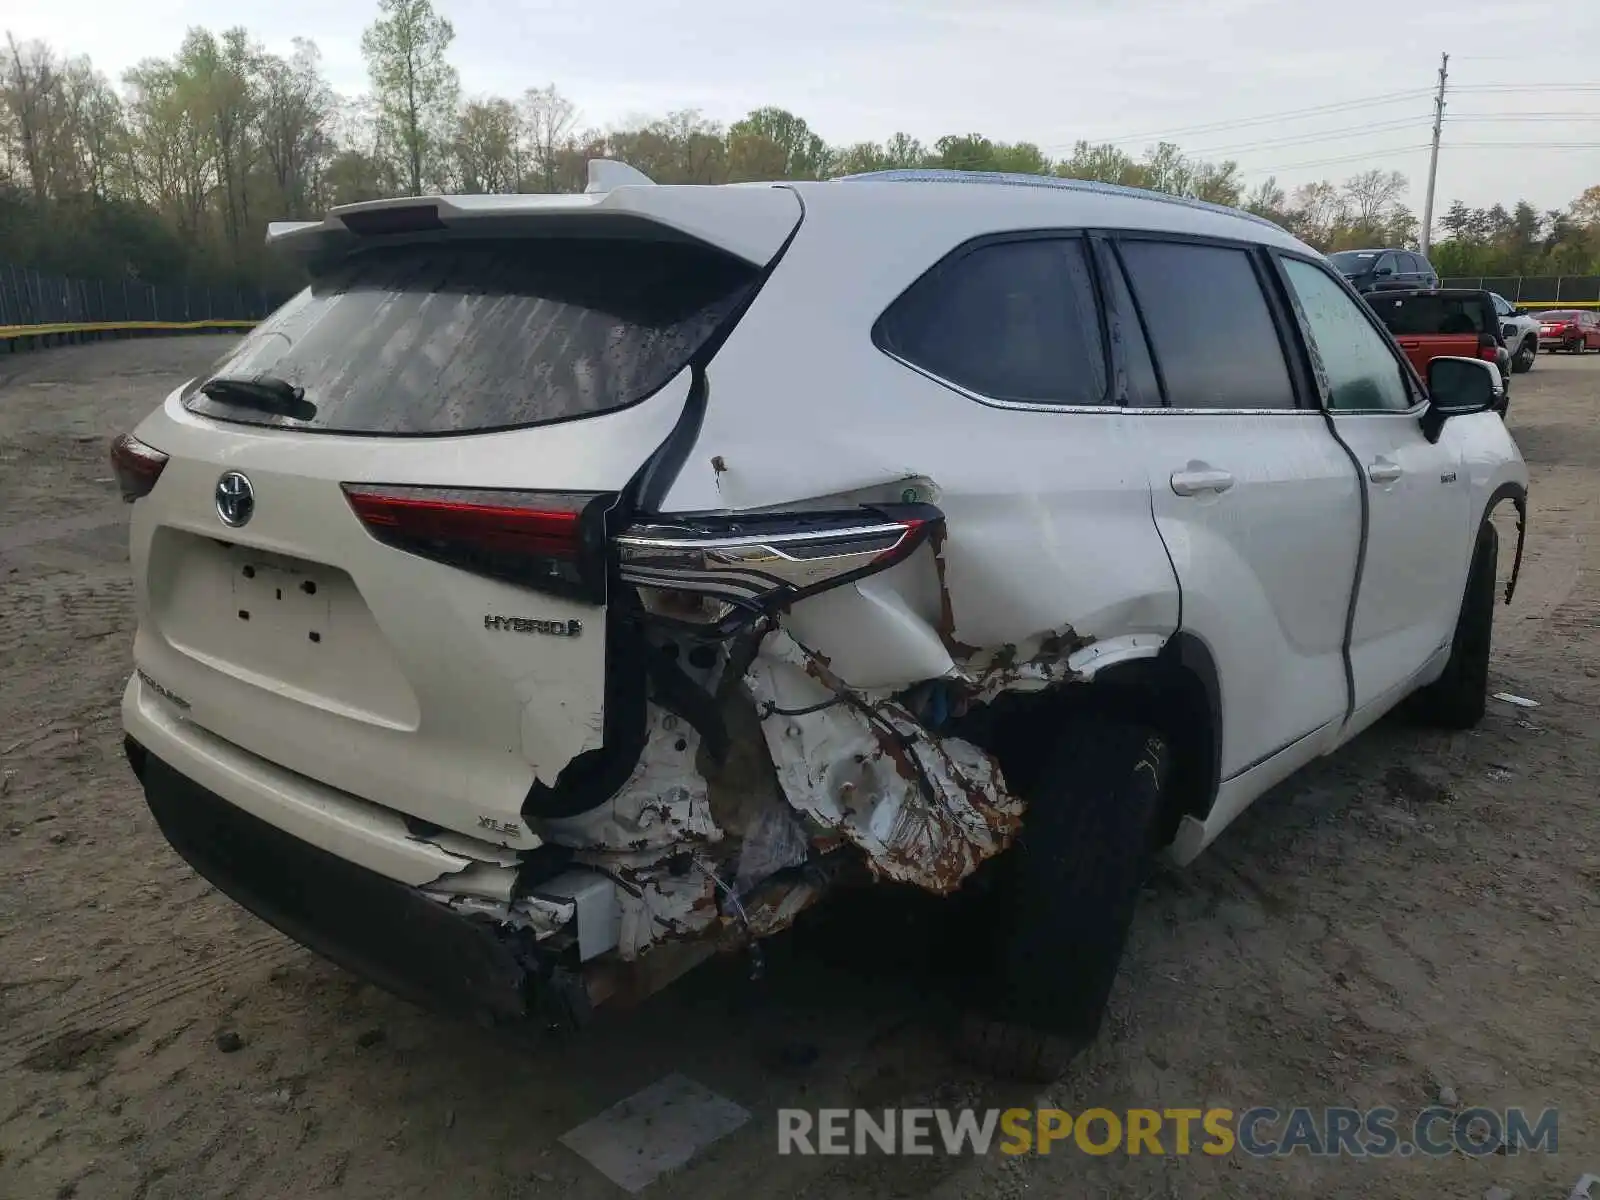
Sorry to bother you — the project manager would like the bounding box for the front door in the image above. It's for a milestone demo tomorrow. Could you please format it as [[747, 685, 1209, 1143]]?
[[1276, 256, 1474, 716]]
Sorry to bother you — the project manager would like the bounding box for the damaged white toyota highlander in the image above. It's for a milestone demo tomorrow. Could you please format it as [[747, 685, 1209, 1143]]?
[[114, 163, 1529, 1080]]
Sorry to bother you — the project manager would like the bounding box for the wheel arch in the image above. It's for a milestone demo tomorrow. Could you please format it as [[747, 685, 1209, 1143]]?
[[1476, 479, 1529, 605], [1070, 630, 1223, 845]]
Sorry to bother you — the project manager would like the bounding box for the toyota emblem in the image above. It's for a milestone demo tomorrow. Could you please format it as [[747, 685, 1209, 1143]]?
[[215, 471, 255, 528]]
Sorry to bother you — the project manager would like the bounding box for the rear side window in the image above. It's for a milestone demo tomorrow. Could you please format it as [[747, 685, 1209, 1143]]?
[[185, 238, 759, 435], [1116, 240, 1298, 410], [875, 237, 1109, 406], [1370, 294, 1489, 336]]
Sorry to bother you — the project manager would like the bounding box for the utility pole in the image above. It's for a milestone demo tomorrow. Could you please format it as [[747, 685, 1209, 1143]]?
[[1420, 52, 1449, 257]]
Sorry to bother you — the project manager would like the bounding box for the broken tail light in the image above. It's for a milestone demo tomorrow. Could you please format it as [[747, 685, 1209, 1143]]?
[[110, 433, 169, 502], [341, 485, 614, 603], [616, 504, 942, 633]]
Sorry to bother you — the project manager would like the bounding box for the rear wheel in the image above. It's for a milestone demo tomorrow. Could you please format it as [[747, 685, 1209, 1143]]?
[[1511, 338, 1536, 373], [953, 719, 1169, 1082], [1409, 521, 1497, 729]]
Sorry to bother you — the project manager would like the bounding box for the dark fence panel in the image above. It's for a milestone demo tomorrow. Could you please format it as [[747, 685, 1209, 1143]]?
[[0, 262, 282, 342], [1441, 275, 1600, 305]]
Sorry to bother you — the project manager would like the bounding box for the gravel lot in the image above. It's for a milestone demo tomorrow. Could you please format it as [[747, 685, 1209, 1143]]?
[[1, 337, 1597, 1200]]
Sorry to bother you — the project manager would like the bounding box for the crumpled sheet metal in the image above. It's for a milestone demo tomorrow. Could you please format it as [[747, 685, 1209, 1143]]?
[[541, 704, 721, 853], [744, 629, 1024, 895]]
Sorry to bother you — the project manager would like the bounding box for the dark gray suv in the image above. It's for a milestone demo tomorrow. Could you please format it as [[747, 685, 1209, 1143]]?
[[1327, 247, 1440, 293]]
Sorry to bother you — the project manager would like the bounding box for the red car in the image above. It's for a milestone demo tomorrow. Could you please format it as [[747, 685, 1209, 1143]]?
[[1533, 309, 1600, 353]]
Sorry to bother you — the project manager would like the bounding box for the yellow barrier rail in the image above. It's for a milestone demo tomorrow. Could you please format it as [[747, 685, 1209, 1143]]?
[[0, 319, 259, 341]]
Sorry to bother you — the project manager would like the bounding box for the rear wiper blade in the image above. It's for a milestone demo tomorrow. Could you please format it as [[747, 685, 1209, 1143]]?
[[199, 375, 316, 419]]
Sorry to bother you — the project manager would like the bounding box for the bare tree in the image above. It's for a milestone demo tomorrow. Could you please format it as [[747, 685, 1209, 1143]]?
[[259, 39, 334, 218], [2, 36, 62, 198], [1342, 169, 1407, 227], [451, 97, 519, 192], [518, 84, 574, 192]]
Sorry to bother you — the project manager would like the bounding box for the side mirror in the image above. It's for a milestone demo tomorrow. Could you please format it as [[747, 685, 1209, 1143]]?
[[1374, 265, 1394, 277], [1420, 356, 1501, 442]]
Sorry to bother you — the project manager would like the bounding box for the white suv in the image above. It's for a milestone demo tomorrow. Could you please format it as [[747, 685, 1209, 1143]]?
[[1490, 292, 1541, 373], [114, 165, 1529, 1079]]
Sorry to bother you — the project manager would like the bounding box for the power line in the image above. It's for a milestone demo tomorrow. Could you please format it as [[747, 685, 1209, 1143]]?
[[1446, 140, 1600, 148], [1057, 83, 1598, 152], [1187, 116, 1429, 157], [1235, 144, 1433, 175], [1446, 113, 1600, 122], [1451, 83, 1600, 93], [1237, 138, 1599, 178], [1056, 88, 1432, 150]]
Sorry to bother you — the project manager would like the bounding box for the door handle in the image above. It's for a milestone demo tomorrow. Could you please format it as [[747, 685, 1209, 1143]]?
[[1367, 459, 1403, 484], [1170, 468, 1235, 496]]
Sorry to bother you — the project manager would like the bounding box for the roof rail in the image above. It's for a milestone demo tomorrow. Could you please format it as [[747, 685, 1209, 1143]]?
[[835, 168, 1284, 232], [585, 159, 657, 194]]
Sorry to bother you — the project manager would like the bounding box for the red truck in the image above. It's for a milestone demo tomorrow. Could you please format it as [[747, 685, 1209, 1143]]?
[[1365, 288, 1510, 404]]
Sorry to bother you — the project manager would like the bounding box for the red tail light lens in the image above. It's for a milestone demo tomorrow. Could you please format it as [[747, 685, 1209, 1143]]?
[[1476, 332, 1500, 363], [342, 485, 612, 602], [616, 504, 942, 633], [110, 433, 169, 502]]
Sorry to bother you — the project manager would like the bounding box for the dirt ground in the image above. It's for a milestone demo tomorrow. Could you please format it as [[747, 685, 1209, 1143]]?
[[1, 336, 1597, 1200]]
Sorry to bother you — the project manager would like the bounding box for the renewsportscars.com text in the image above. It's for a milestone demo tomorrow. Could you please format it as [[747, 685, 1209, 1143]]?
[[777, 1106, 1559, 1158]]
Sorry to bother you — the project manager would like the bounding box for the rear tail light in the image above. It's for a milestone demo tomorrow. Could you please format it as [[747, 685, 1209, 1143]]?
[[340, 485, 943, 622], [617, 504, 941, 634], [1477, 332, 1500, 363], [342, 485, 613, 602], [110, 433, 169, 502]]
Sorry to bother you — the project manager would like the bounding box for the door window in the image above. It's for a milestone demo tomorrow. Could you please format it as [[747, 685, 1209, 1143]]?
[[1281, 258, 1415, 412], [1115, 239, 1298, 410]]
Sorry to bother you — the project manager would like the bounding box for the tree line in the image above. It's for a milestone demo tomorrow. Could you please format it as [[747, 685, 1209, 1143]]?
[[4, 0, 1599, 296]]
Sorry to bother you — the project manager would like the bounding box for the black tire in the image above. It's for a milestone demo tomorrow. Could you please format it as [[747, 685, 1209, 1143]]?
[[1511, 338, 1536, 373], [954, 719, 1169, 1082], [1409, 521, 1497, 729]]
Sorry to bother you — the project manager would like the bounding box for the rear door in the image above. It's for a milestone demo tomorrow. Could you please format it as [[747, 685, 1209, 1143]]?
[[1275, 256, 1473, 718], [126, 189, 802, 845], [1111, 235, 1361, 786]]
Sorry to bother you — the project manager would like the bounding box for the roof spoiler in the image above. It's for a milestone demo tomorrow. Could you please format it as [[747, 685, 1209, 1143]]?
[[585, 159, 656, 194]]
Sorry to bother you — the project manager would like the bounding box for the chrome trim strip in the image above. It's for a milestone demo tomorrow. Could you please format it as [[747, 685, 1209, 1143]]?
[[881, 350, 1323, 416]]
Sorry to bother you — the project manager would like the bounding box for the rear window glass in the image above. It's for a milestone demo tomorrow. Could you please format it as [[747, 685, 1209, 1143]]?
[[184, 238, 759, 435], [1369, 294, 1489, 336], [875, 237, 1110, 406], [1535, 310, 1581, 321]]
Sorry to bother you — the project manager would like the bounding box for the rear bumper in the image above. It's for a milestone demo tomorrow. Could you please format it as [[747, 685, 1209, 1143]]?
[[125, 737, 590, 1028]]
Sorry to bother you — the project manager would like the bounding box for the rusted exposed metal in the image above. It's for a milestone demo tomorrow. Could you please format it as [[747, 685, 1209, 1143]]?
[[744, 630, 1024, 895], [927, 525, 980, 659]]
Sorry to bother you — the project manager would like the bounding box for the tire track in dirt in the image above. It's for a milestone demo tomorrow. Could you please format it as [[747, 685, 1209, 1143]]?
[[0, 932, 300, 1069]]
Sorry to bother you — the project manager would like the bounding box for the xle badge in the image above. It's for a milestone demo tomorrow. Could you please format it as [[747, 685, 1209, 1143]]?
[[484, 615, 583, 637]]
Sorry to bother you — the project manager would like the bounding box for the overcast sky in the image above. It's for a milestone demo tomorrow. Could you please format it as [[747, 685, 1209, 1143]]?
[[11, 0, 1599, 216]]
